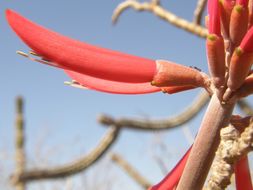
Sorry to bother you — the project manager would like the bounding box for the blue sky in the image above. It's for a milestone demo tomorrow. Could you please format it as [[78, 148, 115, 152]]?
[[0, 1, 213, 189]]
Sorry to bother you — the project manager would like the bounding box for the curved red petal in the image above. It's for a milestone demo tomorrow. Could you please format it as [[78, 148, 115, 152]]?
[[6, 9, 156, 83], [65, 70, 160, 94], [149, 146, 192, 190], [235, 156, 253, 190]]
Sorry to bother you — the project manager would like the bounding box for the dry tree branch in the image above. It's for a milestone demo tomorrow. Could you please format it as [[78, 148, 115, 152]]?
[[193, 0, 207, 25], [237, 99, 253, 115], [111, 153, 152, 189], [112, 0, 208, 38], [206, 117, 253, 190], [98, 91, 209, 130], [10, 126, 120, 184], [14, 96, 26, 190]]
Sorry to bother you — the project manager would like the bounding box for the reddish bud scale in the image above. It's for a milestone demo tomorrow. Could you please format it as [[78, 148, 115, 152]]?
[[65, 70, 161, 94], [220, 0, 236, 38], [235, 156, 253, 190], [149, 146, 191, 190], [228, 48, 253, 91], [151, 60, 206, 88], [161, 86, 196, 94], [206, 35, 226, 88], [229, 4, 249, 46], [6, 9, 156, 83]]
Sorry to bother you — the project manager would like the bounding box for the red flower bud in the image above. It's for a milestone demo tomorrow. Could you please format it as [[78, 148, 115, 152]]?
[[206, 34, 226, 88], [228, 47, 253, 91], [229, 3, 249, 46]]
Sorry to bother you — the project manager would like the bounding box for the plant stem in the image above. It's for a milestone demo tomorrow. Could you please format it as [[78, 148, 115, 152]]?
[[176, 94, 235, 190]]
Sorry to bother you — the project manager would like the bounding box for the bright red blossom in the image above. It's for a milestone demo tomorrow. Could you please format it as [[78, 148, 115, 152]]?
[[6, 2, 253, 189]]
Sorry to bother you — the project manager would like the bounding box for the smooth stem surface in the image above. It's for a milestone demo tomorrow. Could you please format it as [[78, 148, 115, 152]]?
[[176, 94, 235, 190]]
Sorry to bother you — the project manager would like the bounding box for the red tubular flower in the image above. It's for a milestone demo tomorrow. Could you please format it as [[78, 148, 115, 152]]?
[[206, 0, 226, 88], [6, 9, 207, 94], [229, 0, 249, 46], [228, 27, 253, 91], [149, 146, 191, 190], [235, 156, 253, 190], [6, 9, 156, 83]]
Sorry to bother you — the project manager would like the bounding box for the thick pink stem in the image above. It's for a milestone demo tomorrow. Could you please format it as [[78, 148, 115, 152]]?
[[176, 94, 235, 190]]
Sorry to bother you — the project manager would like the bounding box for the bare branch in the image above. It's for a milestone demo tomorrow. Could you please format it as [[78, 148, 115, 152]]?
[[111, 153, 152, 189], [98, 91, 209, 130], [11, 126, 120, 183], [193, 0, 207, 25], [206, 124, 239, 190], [237, 99, 253, 115], [207, 117, 253, 190], [14, 96, 26, 190], [112, 0, 208, 38]]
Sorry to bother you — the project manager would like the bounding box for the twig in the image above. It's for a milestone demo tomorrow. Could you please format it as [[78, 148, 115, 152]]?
[[98, 91, 209, 130], [112, 0, 208, 38], [14, 96, 26, 190], [11, 126, 120, 183], [206, 117, 253, 190], [111, 153, 152, 189], [193, 0, 207, 25], [206, 124, 239, 190], [237, 99, 253, 115]]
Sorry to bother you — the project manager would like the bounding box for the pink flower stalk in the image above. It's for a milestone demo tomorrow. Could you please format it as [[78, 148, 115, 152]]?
[[6, 9, 207, 95], [235, 156, 253, 190], [149, 146, 191, 190]]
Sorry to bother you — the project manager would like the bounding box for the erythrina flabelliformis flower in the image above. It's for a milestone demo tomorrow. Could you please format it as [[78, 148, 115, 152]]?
[[6, 0, 253, 189]]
